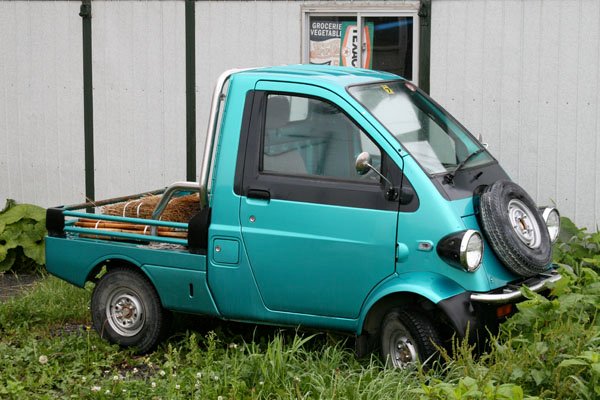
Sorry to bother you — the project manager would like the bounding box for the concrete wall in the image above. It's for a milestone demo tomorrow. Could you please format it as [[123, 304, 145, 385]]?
[[430, 0, 600, 229]]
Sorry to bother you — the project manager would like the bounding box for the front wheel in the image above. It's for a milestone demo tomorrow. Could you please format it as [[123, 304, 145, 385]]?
[[380, 308, 441, 368], [91, 267, 168, 354]]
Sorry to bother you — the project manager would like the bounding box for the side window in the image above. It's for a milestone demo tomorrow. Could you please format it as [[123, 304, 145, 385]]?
[[262, 94, 381, 183]]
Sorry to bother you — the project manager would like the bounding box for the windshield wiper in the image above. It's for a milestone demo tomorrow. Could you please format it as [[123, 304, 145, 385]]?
[[443, 148, 486, 184]]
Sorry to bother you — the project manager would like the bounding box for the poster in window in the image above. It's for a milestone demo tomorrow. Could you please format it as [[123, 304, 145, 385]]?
[[340, 22, 374, 69], [309, 20, 343, 66]]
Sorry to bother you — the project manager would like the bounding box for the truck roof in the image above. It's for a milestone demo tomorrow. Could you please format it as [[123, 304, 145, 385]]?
[[236, 64, 402, 87]]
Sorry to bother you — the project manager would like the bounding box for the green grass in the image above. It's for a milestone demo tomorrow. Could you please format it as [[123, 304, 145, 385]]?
[[0, 219, 598, 399]]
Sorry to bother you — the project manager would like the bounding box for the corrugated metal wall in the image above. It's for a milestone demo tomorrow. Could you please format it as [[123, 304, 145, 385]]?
[[92, 1, 187, 200], [0, 1, 84, 207], [1, 0, 598, 229], [195, 1, 302, 152], [0, 0, 302, 207], [430, 0, 600, 230]]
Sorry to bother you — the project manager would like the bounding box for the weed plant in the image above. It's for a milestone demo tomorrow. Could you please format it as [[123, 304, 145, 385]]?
[[0, 218, 598, 399]]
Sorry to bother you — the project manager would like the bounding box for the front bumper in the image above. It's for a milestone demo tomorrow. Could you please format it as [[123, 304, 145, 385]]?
[[437, 267, 563, 342], [470, 268, 562, 304]]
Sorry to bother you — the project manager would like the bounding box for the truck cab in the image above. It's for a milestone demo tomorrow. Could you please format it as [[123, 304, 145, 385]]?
[[46, 65, 562, 366]]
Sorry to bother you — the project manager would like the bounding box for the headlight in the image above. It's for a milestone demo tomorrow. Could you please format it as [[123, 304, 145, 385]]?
[[437, 229, 484, 272], [540, 207, 560, 243]]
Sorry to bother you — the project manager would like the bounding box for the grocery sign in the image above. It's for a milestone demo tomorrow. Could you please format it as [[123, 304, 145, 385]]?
[[309, 20, 373, 68]]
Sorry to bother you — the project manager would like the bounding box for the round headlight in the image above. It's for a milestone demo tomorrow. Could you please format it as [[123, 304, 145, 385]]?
[[460, 230, 484, 272], [541, 207, 560, 243]]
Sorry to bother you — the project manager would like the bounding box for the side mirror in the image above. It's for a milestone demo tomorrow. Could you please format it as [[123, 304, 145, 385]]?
[[355, 151, 394, 187], [355, 151, 372, 175]]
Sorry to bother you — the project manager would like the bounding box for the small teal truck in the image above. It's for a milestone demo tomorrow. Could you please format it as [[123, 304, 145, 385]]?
[[46, 65, 562, 367]]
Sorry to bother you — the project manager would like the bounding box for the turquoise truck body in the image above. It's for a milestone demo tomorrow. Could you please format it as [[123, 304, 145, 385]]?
[[45, 65, 561, 354]]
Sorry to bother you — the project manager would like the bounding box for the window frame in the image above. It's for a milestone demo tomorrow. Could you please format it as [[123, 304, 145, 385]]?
[[301, 4, 421, 83], [237, 90, 406, 212]]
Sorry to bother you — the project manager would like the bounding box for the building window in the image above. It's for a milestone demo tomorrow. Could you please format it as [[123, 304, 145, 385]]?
[[303, 6, 419, 81]]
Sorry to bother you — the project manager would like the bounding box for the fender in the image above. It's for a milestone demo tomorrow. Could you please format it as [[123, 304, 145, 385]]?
[[46, 237, 143, 287], [357, 271, 467, 335]]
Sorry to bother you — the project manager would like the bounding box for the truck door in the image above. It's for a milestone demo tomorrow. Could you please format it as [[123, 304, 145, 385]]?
[[237, 82, 400, 319]]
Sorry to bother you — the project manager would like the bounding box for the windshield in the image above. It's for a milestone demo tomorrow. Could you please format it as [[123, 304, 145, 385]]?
[[348, 81, 493, 175]]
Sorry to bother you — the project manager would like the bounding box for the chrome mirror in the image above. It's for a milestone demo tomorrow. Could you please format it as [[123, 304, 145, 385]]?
[[355, 151, 373, 175]]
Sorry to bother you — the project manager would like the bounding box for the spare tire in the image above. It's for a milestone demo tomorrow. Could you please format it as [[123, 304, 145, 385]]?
[[479, 180, 552, 277]]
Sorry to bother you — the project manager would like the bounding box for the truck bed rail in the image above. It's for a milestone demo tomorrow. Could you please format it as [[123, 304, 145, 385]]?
[[46, 187, 194, 247]]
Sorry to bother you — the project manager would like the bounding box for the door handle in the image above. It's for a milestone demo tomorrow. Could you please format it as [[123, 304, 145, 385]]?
[[247, 189, 271, 201]]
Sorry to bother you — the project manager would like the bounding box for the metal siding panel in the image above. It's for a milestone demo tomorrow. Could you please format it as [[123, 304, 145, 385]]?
[[0, 2, 17, 203], [195, 0, 302, 156], [443, 0, 468, 119], [431, 0, 599, 229], [93, 1, 186, 200], [518, 0, 543, 199], [481, 0, 504, 158], [163, 2, 187, 185], [555, 1, 579, 218], [536, 0, 561, 209], [429, 0, 449, 101], [573, 0, 599, 226], [461, 1, 486, 139], [498, 1, 523, 180], [1, 1, 84, 207]]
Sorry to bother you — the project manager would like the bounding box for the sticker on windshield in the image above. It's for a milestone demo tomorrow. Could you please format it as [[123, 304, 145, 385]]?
[[380, 84, 394, 94]]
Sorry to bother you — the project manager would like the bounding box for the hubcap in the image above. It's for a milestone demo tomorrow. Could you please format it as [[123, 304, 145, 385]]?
[[508, 199, 541, 249], [389, 333, 418, 368], [106, 289, 145, 337]]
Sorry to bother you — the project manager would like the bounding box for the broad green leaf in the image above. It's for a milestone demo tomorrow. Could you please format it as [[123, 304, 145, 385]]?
[[558, 359, 588, 368], [496, 384, 524, 400], [22, 240, 44, 265], [530, 369, 546, 386], [534, 341, 548, 354], [0, 203, 45, 225], [0, 249, 17, 272]]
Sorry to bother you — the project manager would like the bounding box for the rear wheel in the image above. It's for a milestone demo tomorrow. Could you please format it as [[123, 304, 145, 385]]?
[[380, 308, 440, 368], [91, 267, 168, 353]]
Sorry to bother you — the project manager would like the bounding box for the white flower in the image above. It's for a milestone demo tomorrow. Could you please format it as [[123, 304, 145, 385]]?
[[196, 372, 203, 379], [159, 370, 166, 377], [217, 396, 224, 400], [91, 386, 101, 392], [112, 375, 119, 381], [81, 377, 87, 383], [38, 355, 48, 365], [175, 384, 181, 390], [105, 390, 110, 395], [294, 376, 301, 383], [259, 381, 264, 386], [212, 375, 219, 381], [228, 343, 238, 349], [133, 368, 139, 374], [195, 383, 201, 389], [151, 382, 157, 388]]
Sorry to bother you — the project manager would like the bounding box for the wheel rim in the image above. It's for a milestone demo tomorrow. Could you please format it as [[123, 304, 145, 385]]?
[[389, 331, 418, 368], [507, 199, 542, 249], [106, 288, 145, 337]]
